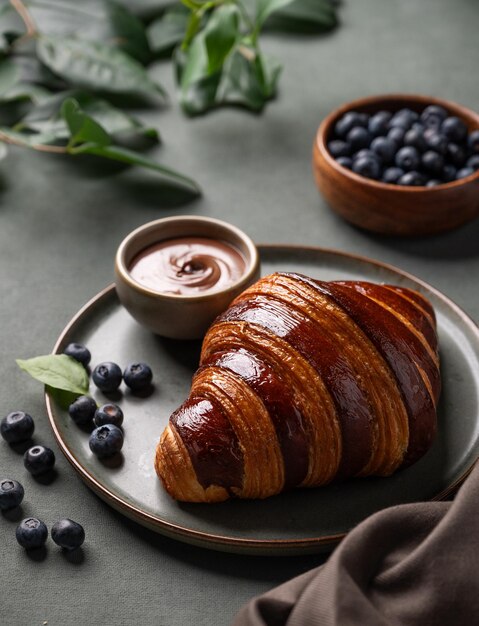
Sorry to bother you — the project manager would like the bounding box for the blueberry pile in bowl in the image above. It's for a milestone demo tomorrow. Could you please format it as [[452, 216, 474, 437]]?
[[328, 105, 479, 186]]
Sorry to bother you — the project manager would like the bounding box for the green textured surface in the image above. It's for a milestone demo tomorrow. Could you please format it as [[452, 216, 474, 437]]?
[[1, 1, 479, 624]]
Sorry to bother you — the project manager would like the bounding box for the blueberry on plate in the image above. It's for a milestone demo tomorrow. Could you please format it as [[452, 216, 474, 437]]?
[[16, 517, 48, 549], [352, 156, 380, 180], [63, 343, 91, 367], [1, 411, 34, 444], [0, 479, 24, 510], [421, 151, 444, 175], [466, 155, 479, 171], [370, 136, 396, 164], [68, 395, 97, 425], [468, 130, 479, 154], [123, 363, 153, 393], [336, 156, 352, 169], [368, 111, 391, 137], [456, 167, 475, 180], [92, 362, 122, 393], [327, 139, 350, 158], [420, 105, 448, 129], [397, 171, 425, 186], [94, 403, 124, 428], [24, 445, 55, 476], [395, 146, 420, 171], [89, 424, 124, 458], [441, 116, 468, 143], [346, 126, 371, 152], [382, 167, 405, 184], [51, 519, 85, 551]]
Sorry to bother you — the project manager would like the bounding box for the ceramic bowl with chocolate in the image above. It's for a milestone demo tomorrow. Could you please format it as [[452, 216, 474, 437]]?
[[313, 94, 479, 235]]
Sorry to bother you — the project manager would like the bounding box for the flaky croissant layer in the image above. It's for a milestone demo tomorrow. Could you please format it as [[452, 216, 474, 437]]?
[[155, 273, 440, 502]]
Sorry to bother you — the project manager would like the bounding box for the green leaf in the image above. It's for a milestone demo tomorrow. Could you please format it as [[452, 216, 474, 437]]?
[[266, 0, 338, 33], [147, 5, 189, 56], [204, 5, 239, 74], [0, 58, 20, 98], [46, 385, 87, 410], [62, 98, 111, 148], [0, 143, 7, 160], [255, 0, 294, 29], [36, 35, 167, 99], [17, 354, 90, 395], [107, 1, 151, 64], [68, 143, 201, 193]]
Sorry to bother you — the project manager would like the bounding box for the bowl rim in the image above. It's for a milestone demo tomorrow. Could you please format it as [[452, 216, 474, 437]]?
[[315, 92, 479, 192], [115, 215, 260, 302]]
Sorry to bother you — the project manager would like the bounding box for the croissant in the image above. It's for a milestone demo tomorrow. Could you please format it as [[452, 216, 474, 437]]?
[[155, 272, 441, 503]]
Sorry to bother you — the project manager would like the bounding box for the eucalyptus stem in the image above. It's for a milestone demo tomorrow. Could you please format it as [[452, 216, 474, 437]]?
[[0, 130, 67, 154], [9, 0, 37, 37]]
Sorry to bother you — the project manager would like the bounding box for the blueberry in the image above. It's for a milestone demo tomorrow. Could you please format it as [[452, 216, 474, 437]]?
[[16, 517, 48, 550], [1, 411, 35, 444], [63, 343, 91, 367], [334, 111, 367, 138], [352, 156, 380, 180], [441, 116, 468, 143], [336, 156, 352, 169], [388, 127, 406, 146], [68, 395, 97, 425], [92, 362, 122, 393], [23, 445, 55, 476], [426, 180, 442, 187], [51, 519, 85, 551], [411, 122, 426, 134], [382, 167, 405, 184], [404, 128, 427, 152], [368, 111, 392, 136], [123, 362, 153, 392], [456, 167, 474, 180], [370, 137, 396, 163], [423, 130, 448, 155], [397, 171, 425, 186], [346, 127, 371, 152], [390, 109, 418, 130], [421, 151, 444, 175], [0, 479, 24, 510], [420, 105, 448, 129], [468, 130, 479, 154], [395, 146, 420, 171], [466, 155, 479, 171], [353, 149, 380, 162], [94, 403, 124, 428], [446, 143, 467, 168], [327, 140, 351, 158], [442, 164, 457, 183], [89, 424, 124, 458]]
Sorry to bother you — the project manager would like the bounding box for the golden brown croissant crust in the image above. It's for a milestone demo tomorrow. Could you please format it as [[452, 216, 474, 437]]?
[[155, 272, 440, 502]]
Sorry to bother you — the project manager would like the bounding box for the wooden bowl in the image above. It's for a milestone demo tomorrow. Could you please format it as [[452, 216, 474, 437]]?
[[312, 94, 479, 236]]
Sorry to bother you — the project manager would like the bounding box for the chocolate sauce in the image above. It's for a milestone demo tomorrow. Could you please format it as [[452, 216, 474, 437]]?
[[129, 237, 246, 295]]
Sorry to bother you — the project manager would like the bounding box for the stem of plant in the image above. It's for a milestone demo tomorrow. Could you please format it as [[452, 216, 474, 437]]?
[[0, 131, 67, 154], [9, 0, 37, 37]]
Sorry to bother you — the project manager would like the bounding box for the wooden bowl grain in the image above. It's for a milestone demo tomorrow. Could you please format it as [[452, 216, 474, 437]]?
[[312, 94, 479, 236]]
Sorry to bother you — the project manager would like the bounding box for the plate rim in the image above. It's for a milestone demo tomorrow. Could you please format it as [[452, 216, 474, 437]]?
[[45, 244, 479, 555]]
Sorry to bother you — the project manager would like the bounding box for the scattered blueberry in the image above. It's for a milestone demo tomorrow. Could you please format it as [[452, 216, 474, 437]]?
[[94, 403, 124, 428], [456, 167, 474, 180], [327, 104, 479, 187], [1, 411, 34, 444], [441, 116, 468, 143], [0, 479, 24, 510], [382, 167, 405, 184], [24, 445, 55, 476], [51, 519, 85, 551], [395, 146, 420, 171], [16, 517, 48, 549], [123, 363, 153, 393], [89, 424, 124, 458], [68, 395, 97, 425], [63, 343, 91, 367], [327, 140, 350, 158], [92, 362, 122, 393]]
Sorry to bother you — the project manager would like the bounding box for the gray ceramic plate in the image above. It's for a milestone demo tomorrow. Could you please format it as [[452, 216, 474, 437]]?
[[46, 246, 479, 555]]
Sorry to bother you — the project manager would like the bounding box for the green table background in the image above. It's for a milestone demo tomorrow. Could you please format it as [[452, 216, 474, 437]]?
[[1, 1, 478, 624]]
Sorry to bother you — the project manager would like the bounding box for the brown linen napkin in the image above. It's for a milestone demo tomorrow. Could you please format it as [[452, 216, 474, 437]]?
[[232, 462, 479, 626]]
